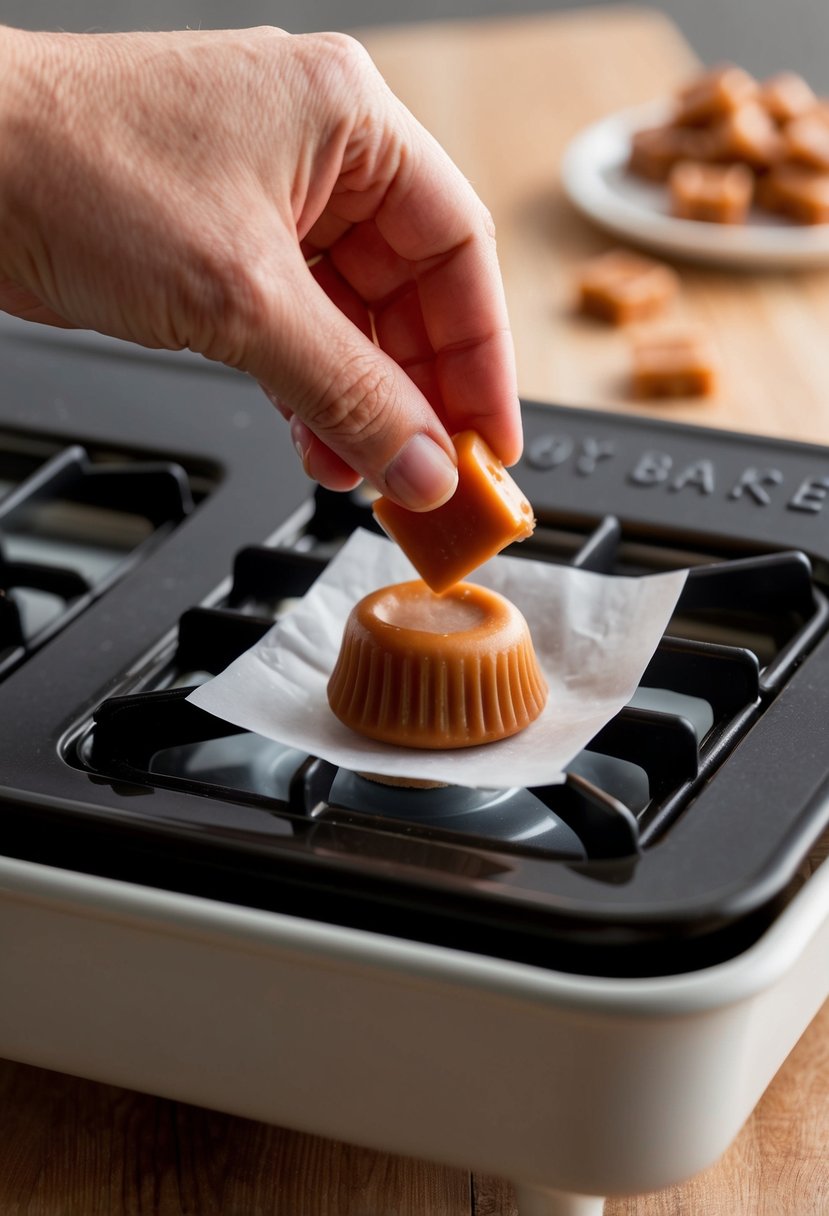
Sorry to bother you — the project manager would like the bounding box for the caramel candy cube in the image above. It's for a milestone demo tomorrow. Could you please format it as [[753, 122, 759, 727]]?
[[784, 111, 829, 170], [631, 329, 718, 399], [372, 431, 535, 594], [577, 249, 678, 325], [628, 124, 718, 181], [669, 160, 753, 224], [756, 165, 829, 223], [760, 72, 817, 124], [714, 102, 783, 168], [674, 64, 757, 126]]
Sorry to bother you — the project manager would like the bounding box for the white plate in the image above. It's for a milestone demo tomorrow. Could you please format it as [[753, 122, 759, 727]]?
[[561, 100, 829, 268]]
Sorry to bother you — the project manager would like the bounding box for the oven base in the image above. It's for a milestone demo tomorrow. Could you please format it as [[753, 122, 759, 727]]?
[[1, 853, 827, 1207]]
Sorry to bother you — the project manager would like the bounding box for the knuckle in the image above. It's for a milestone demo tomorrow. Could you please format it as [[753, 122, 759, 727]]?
[[294, 31, 376, 99], [307, 353, 397, 440]]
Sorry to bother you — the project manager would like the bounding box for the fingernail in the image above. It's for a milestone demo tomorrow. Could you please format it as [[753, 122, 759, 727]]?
[[290, 415, 313, 477], [384, 434, 458, 511]]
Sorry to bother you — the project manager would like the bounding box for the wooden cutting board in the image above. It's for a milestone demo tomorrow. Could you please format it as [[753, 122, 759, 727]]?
[[1, 9, 826, 1216], [365, 8, 829, 447]]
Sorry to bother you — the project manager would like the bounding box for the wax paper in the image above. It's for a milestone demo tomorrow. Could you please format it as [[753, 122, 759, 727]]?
[[188, 529, 687, 788]]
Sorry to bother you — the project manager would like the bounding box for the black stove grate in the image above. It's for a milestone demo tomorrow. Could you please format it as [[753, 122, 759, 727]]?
[[64, 480, 829, 976]]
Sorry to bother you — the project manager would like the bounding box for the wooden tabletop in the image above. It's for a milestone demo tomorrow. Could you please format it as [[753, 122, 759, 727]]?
[[2, 8, 828, 1215]]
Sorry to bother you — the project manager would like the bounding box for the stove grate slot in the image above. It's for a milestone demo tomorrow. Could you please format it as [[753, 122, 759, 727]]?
[[0, 548, 92, 658], [639, 636, 760, 727], [0, 444, 193, 530], [301, 485, 385, 548], [530, 772, 640, 859], [171, 607, 273, 683], [91, 687, 249, 778], [669, 550, 827, 684], [0, 439, 197, 677], [227, 546, 325, 615], [588, 706, 699, 802]]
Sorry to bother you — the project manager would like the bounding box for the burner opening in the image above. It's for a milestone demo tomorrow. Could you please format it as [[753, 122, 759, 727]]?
[[327, 770, 588, 860]]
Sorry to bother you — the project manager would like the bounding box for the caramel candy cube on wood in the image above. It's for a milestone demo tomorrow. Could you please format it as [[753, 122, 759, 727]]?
[[669, 160, 753, 224], [674, 64, 757, 126], [760, 72, 817, 124], [373, 431, 535, 594], [756, 165, 829, 223], [577, 250, 678, 325], [631, 329, 718, 399], [628, 124, 719, 181]]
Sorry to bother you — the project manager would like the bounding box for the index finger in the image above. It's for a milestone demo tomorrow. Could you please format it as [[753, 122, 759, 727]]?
[[375, 107, 523, 466]]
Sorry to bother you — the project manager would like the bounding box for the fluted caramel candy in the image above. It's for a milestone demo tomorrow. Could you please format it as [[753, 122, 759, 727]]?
[[577, 249, 678, 325], [373, 431, 535, 595], [327, 579, 547, 749]]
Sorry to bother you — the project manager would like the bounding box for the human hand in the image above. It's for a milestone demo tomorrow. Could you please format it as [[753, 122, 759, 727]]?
[[0, 25, 521, 509]]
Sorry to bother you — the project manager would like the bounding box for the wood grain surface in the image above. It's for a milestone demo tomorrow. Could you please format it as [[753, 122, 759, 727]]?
[[363, 7, 829, 445], [2, 8, 827, 1215]]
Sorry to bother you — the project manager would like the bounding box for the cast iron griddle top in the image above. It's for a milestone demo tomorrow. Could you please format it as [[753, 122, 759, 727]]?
[[1, 317, 828, 977]]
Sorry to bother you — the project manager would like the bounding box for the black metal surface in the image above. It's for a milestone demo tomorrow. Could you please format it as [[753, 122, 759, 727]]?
[[1, 317, 829, 976]]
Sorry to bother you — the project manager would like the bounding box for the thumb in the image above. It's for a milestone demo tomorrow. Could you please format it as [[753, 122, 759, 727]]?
[[243, 254, 459, 512]]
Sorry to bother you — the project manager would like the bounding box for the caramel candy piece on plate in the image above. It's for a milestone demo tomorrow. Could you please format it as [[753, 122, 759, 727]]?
[[327, 579, 548, 749], [669, 160, 753, 224], [373, 431, 534, 595], [757, 164, 829, 223], [631, 329, 718, 399], [577, 249, 678, 325], [628, 124, 718, 181], [674, 63, 757, 126], [760, 72, 817, 124], [784, 111, 829, 170], [714, 102, 783, 168]]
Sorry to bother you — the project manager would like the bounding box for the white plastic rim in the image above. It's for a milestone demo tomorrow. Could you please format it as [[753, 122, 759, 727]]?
[[561, 101, 829, 268], [2, 844, 828, 1017]]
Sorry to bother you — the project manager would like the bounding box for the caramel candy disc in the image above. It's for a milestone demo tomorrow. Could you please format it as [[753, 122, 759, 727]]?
[[577, 249, 678, 325], [631, 328, 718, 399], [373, 431, 535, 595], [669, 160, 753, 224], [327, 579, 548, 750]]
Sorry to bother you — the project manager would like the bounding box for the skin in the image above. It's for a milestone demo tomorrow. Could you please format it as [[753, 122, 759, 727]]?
[[0, 25, 522, 510]]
